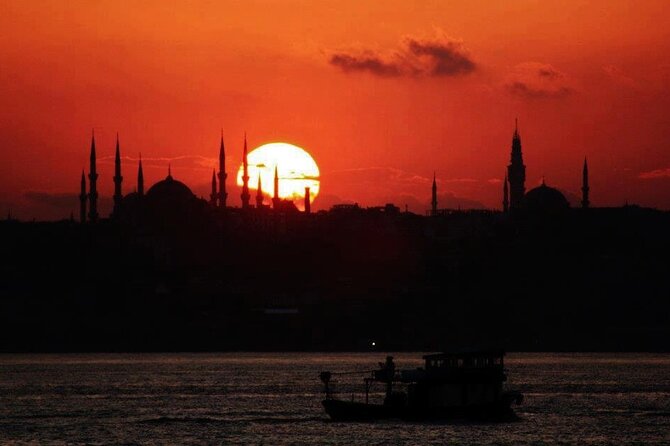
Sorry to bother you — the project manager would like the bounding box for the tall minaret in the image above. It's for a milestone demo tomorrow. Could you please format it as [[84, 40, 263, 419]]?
[[210, 169, 217, 206], [503, 173, 509, 213], [79, 170, 87, 223], [137, 154, 144, 196], [304, 187, 311, 214], [581, 157, 590, 209], [218, 130, 228, 208], [272, 165, 280, 209], [431, 172, 437, 215], [256, 176, 264, 208], [507, 119, 526, 210], [88, 130, 99, 222], [240, 133, 250, 209], [113, 133, 123, 216]]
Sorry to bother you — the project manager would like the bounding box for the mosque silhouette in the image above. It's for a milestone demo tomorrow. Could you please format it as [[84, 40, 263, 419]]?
[[79, 132, 308, 227], [78, 121, 588, 227]]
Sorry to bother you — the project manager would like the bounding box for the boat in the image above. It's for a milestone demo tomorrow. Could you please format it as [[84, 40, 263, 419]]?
[[319, 349, 523, 422]]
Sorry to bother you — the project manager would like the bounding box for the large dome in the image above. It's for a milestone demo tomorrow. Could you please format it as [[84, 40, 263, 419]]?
[[146, 173, 195, 203], [524, 182, 569, 213]]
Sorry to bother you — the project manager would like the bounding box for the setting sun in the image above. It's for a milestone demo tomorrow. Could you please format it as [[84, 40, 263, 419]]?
[[236, 142, 320, 209]]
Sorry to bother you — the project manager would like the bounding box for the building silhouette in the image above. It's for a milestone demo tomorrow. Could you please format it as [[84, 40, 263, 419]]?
[[506, 119, 526, 211], [79, 170, 86, 223], [218, 131, 228, 208], [87, 131, 99, 222], [76, 122, 598, 227], [499, 120, 582, 215], [112, 133, 123, 217], [502, 173, 509, 213]]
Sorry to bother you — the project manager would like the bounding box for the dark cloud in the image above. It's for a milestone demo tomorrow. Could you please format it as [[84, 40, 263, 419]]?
[[506, 62, 574, 99], [329, 53, 401, 77], [329, 31, 476, 78], [404, 38, 476, 76], [507, 81, 572, 99], [537, 67, 561, 79]]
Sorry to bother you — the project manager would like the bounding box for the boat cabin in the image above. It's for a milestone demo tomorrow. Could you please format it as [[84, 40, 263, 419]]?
[[423, 349, 505, 370]]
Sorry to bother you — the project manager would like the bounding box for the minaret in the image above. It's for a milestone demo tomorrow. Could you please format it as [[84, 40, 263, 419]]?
[[79, 170, 87, 223], [218, 130, 228, 208], [507, 118, 526, 210], [256, 176, 264, 208], [240, 133, 250, 209], [137, 154, 144, 196], [431, 172, 437, 215], [503, 173, 509, 213], [304, 187, 311, 214], [88, 130, 99, 222], [210, 169, 217, 206], [582, 157, 590, 209], [113, 133, 123, 216], [272, 165, 280, 209]]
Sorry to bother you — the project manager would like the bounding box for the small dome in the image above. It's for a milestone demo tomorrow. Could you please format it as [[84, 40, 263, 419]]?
[[524, 182, 569, 213], [146, 174, 195, 203]]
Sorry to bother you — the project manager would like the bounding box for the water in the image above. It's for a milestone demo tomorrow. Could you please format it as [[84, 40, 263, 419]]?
[[0, 353, 669, 445]]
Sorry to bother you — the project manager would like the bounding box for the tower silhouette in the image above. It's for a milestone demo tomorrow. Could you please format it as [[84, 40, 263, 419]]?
[[503, 173, 509, 213], [137, 154, 144, 196], [304, 187, 311, 214], [431, 172, 437, 215], [507, 119, 526, 210], [582, 157, 590, 209], [256, 176, 264, 208], [210, 169, 217, 206], [273, 165, 280, 209], [88, 130, 99, 222], [113, 133, 123, 216], [218, 131, 228, 208], [79, 170, 87, 223], [241, 133, 250, 209]]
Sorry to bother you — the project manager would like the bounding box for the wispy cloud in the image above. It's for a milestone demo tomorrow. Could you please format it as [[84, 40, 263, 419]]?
[[603, 65, 638, 89], [639, 167, 670, 179], [329, 29, 476, 78], [330, 166, 432, 185], [99, 155, 216, 171], [505, 62, 574, 99]]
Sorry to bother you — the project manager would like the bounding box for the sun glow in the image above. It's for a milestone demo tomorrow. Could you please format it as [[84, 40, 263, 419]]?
[[236, 142, 320, 210]]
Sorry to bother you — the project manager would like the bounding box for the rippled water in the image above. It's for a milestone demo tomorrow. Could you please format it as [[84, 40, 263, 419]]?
[[0, 353, 669, 444]]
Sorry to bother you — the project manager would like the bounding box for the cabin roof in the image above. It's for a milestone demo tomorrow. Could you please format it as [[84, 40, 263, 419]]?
[[423, 349, 505, 360]]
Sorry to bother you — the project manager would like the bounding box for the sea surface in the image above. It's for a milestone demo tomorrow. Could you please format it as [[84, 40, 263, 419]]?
[[0, 353, 669, 445]]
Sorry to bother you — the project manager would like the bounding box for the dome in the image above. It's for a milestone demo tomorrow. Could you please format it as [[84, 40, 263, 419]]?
[[146, 174, 195, 203], [524, 182, 570, 213]]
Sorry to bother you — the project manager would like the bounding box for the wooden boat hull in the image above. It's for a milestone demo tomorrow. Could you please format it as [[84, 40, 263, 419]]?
[[322, 395, 521, 422]]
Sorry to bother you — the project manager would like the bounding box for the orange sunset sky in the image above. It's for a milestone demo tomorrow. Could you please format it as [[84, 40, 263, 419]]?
[[1, 0, 670, 219]]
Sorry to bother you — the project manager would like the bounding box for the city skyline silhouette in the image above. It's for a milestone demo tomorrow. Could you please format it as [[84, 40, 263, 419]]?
[[3, 2, 670, 220]]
